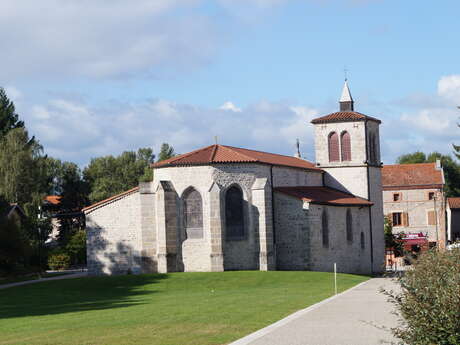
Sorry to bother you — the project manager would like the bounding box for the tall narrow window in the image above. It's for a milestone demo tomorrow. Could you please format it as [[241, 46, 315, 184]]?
[[183, 188, 203, 239], [346, 209, 353, 243], [328, 132, 340, 162], [322, 210, 329, 248], [372, 135, 378, 163], [341, 131, 351, 161], [368, 133, 375, 163], [360, 232, 365, 250], [225, 186, 244, 239]]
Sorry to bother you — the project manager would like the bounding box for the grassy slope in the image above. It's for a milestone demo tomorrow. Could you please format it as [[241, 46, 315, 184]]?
[[0, 271, 368, 345]]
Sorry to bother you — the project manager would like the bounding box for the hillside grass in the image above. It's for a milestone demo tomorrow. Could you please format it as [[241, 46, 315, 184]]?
[[0, 271, 369, 345]]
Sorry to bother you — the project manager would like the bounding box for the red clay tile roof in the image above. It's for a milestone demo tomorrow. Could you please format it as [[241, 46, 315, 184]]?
[[152, 144, 322, 171], [82, 187, 140, 213], [311, 111, 381, 124], [275, 186, 373, 206], [448, 197, 460, 209], [44, 195, 62, 205], [382, 163, 444, 190]]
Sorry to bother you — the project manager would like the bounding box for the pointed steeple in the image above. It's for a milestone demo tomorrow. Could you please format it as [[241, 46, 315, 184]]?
[[339, 79, 354, 112]]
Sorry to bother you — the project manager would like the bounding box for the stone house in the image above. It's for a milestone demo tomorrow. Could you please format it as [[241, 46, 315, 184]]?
[[446, 197, 460, 243], [83, 81, 385, 275], [381, 162, 446, 248]]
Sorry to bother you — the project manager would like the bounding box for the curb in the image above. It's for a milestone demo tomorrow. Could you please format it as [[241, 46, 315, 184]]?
[[229, 278, 372, 345]]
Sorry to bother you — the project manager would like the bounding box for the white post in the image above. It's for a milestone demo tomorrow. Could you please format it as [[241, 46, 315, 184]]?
[[334, 263, 337, 295]]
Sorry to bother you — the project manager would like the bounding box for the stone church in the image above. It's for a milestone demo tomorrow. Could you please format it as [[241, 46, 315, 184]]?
[[83, 82, 384, 275]]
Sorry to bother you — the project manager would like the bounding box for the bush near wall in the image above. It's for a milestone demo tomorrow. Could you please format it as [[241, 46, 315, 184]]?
[[385, 248, 460, 345], [48, 253, 70, 271]]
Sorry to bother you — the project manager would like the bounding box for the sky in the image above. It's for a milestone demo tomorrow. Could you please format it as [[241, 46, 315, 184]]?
[[2, 0, 460, 167]]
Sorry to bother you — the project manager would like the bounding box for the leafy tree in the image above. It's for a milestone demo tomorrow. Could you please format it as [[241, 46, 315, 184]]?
[[397, 151, 427, 164], [65, 230, 86, 265], [157, 143, 175, 162], [384, 216, 404, 256], [384, 248, 460, 345], [396, 151, 460, 197], [0, 195, 33, 274], [0, 88, 24, 138], [84, 148, 155, 203]]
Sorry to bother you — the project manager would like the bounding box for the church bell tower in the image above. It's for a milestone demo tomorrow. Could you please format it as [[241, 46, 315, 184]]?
[[310, 80, 384, 273]]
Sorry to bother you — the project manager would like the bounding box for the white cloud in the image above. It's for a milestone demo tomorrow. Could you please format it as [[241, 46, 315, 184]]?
[[438, 75, 460, 104], [219, 101, 242, 112], [0, 0, 217, 80], [18, 95, 319, 166]]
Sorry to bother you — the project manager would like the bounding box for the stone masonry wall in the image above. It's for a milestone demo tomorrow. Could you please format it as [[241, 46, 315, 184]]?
[[383, 188, 446, 244], [307, 203, 372, 274], [86, 191, 142, 275]]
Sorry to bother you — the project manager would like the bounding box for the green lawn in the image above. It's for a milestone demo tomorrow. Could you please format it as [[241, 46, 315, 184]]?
[[0, 271, 369, 345]]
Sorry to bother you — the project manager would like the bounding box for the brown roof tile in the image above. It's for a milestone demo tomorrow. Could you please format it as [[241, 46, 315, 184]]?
[[448, 197, 460, 209], [152, 144, 322, 171], [44, 195, 62, 205], [311, 111, 381, 124], [82, 187, 139, 213], [275, 186, 373, 206], [382, 163, 444, 189]]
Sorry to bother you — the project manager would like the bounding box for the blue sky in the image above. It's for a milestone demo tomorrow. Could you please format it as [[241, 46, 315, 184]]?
[[2, 0, 460, 166]]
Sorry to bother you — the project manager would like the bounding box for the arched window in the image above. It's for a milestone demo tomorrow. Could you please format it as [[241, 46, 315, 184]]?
[[183, 188, 203, 239], [360, 232, 365, 250], [346, 209, 353, 243], [328, 132, 340, 162], [322, 210, 329, 248], [225, 186, 244, 239], [341, 131, 351, 161]]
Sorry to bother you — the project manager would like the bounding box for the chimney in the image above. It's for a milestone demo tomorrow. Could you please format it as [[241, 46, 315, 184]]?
[[436, 159, 441, 170]]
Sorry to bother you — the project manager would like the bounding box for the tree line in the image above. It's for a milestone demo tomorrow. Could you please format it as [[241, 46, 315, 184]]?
[[0, 88, 175, 275]]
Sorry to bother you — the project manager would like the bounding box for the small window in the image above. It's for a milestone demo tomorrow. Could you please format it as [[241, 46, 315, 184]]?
[[346, 209, 353, 243], [428, 192, 435, 200], [393, 193, 400, 202], [392, 212, 402, 226], [427, 210, 436, 226], [360, 232, 365, 250], [322, 210, 329, 248]]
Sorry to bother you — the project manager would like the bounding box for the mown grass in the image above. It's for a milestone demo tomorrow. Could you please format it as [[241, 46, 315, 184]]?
[[0, 271, 369, 345]]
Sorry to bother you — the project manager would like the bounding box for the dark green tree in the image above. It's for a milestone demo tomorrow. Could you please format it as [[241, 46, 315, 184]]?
[[84, 147, 154, 203], [0, 88, 24, 138], [157, 143, 175, 162], [397, 151, 427, 164]]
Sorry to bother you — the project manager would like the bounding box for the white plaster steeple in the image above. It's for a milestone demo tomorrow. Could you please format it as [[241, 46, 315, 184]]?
[[339, 80, 354, 112]]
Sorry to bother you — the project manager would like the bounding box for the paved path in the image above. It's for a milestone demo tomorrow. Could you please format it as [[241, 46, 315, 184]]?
[[230, 277, 399, 345], [0, 272, 87, 290]]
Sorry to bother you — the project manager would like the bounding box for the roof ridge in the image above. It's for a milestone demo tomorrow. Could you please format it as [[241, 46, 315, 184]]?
[[82, 186, 140, 213], [383, 162, 436, 167], [224, 145, 307, 161]]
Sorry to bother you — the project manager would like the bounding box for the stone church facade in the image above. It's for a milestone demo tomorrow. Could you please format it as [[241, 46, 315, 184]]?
[[84, 82, 385, 275]]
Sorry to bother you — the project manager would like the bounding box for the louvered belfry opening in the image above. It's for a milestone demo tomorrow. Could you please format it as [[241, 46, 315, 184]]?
[[328, 132, 340, 162], [341, 131, 351, 161]]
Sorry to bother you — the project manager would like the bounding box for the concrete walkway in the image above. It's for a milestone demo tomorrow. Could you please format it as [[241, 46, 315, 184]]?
[[230, 278, 400, 345], [0, 272, 87, 290]]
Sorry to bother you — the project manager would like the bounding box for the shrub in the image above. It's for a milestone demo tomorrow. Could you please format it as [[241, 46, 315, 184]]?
[[65, 230, 86, 265], [48, 253, 70, 271], [384, 248, 460, 345]]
